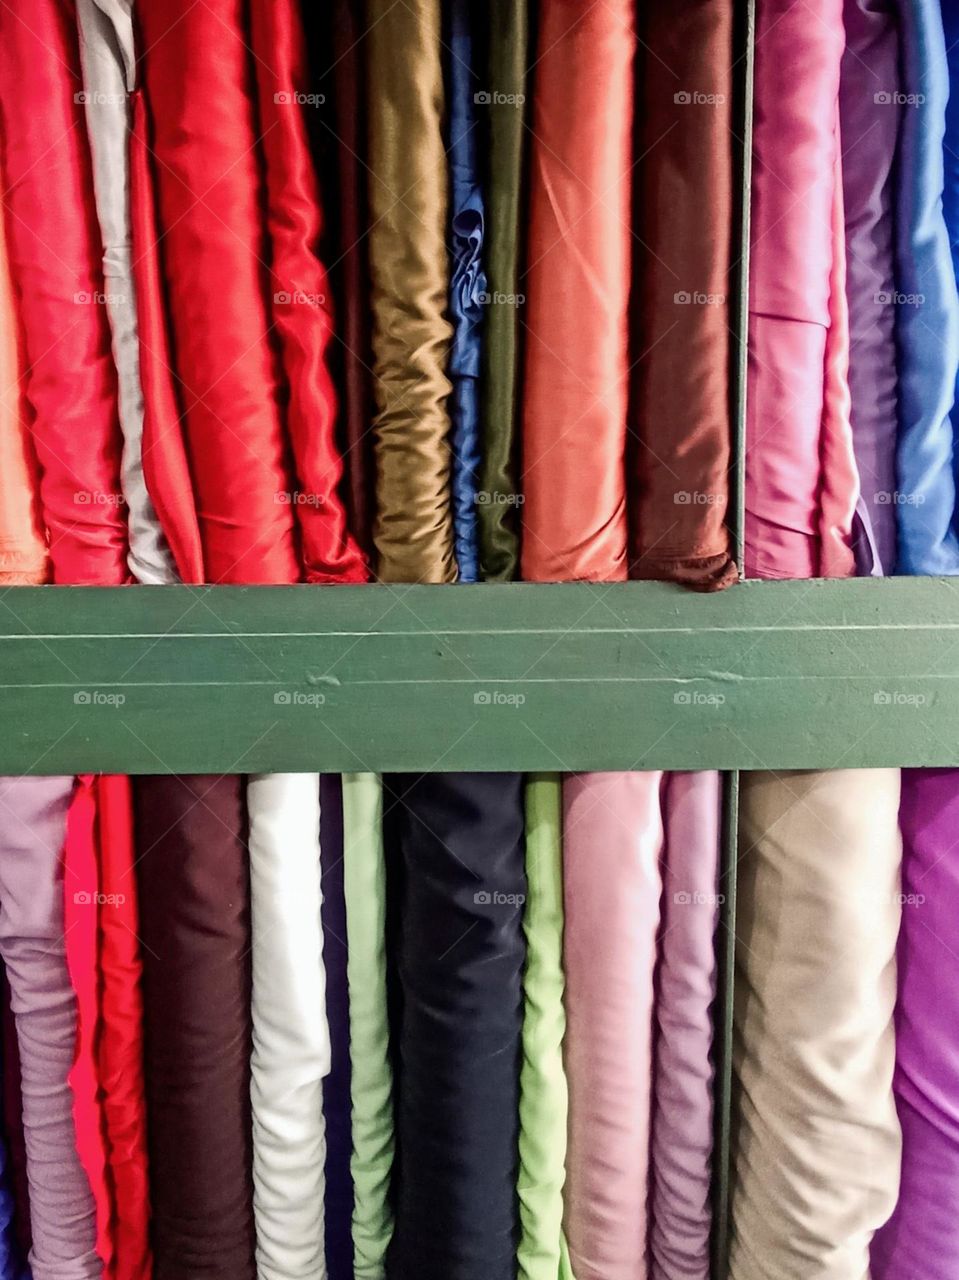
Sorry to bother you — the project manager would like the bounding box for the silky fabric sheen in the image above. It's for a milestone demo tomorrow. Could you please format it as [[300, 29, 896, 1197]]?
[[477, 0, 527, 581], [0, 778, 100, 1280], [838, 0, 902, 572], [649, 772, 720, 1279], [521, 0, 633, 583], [0, 0, 127, 585], [384, 773, 525, 1280], [134, 776, 255, 1280], [248, 774, 329, 1280], [342, 774, 394, 1278], [629, 0, 738, 590], [365, 0, 456, 584], [731, 770, 902, 1280]]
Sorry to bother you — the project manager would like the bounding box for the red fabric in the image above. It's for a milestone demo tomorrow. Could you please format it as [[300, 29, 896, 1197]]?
[[95, 777, 151, 1280], [249, 0, 367, 584], [63, 777, 113, 1275], [136, 0, 300, 585], [0, 0, 127, 585]]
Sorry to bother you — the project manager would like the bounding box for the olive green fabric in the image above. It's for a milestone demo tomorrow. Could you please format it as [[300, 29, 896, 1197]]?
[[342, 773, 394, 1277], [477, 0, 527, 582]]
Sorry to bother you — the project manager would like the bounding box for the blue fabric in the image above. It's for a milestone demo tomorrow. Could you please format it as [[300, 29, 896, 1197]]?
[[0, 970, 27, 1280], [894, 0, 959, 573], [447, 0, 486, 584], [941, 0, 959, 514]]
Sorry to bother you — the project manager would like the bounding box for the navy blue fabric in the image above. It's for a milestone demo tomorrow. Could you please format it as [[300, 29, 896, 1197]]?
[[447, 0, 486, 584], [0, 969, 26, 1280]]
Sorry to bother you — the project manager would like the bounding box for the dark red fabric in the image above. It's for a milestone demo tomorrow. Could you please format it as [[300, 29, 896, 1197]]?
[[0, 0, 127, 585]]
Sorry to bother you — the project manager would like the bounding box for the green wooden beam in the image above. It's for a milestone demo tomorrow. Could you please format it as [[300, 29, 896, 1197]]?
[[0, 577, 956, 774]]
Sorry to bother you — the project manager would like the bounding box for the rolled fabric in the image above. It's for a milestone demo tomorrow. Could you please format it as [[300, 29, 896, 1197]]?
[[478, 0, 527, 581], [248, 773, 329, 1280], [134, 775, 255, 1280], [649, 772, 720, 1279], [0, 1004, 21, 1280], [629, 0, 738, 590], [521, 0, 633, 583], [2, 978, 30, 1260], [731, 770, 902, 1280], [0, 777, 100, 1280], [384, 773, 525, 1280], [446, 0, 486, 583], [365, 0, 456, 584], [342, 773, 394, 1278], [518, 776, 572, 1280], [562, 772, 663, 1280], [136, 0, 299, 584], [0, 0, 127, 584], [838, 0, 901, 572]]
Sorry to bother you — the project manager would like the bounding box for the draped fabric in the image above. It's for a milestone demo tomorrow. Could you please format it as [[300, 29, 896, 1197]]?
[[478, 0, 527, 582], [248, 773, 329, 1280], [2, 987, 29, 1266], [0, 777, 100, 1280], [521, 0, 633, 583], [0, 1003, 21, 1280], [384, 773, 525, 1280], [629, 0, 738, 590], [342, 774, 394, 1278], [0, 0, 127, 585], [365, 0, 456, 584], [839, 0, 901, 572], [447, 0, 486, 583], [134, 775, 255, 1280]]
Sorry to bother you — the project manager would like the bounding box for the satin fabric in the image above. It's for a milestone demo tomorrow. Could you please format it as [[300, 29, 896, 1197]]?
[[0, 0, 127, 585], [248, 773, 329, 1280], [384, 773, 525, 1280], [629, 0, 738, 590], [731, 770, 902, 1280], [518, 777, 572, 1280], [562, 772, 663, 1280], [649, 772, 720, 1279], [365, 0, 456, 584], [134, 775, 255, 1280], [342, 774, 394, 1278], [521, 0, 633, 583], [0, 997, 22, 1280], [0, 777, 100, 1280], [2, 986, 29, 1263], [447, 0, 486, 584], [838, 0, 901, 572], [477, 0, 527, 581]]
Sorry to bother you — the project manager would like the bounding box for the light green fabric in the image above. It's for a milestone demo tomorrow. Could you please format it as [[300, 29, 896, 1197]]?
[[343, 772, 394, 1277], [518, 774, 575, 1279]]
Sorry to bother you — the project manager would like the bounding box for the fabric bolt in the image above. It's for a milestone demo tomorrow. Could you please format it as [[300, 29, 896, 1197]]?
[[0, 777, 100, 1280], [521, 0, 634, 583], [248, 773, 329, 1280], [446, 0, 486, 583], [649, 772, 721, 1279], [384, 773, 525, 1280], [838, 0, 902, 572], [342, 774, 394, 1279], [0, 984, 22, 1280], [365, 0, 457, 584], [134, 775, 255, 1280], [731, 770, 902, 1280], [562, 772, 663, 1280], [3, 981, 30, 1261], [0, 0, 127, 585], [629, 0, 738, 590], [518, 776, 572, 1280]]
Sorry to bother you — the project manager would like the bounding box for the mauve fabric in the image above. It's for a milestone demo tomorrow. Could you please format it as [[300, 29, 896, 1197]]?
[[0, 0, 127, 585], [629, 0, 738, 590], [521, 0, 633, 583], [562, 772, 663, 1280], [839, 0, 901, 572], [134, 775, 255, 1280], [0, 777, 100, 1280], [384, 773, 525, 1280], [649, 772, 720, 1279]]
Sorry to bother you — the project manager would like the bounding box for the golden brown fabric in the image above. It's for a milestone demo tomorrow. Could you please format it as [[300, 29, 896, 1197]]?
[[365, 0, 456, 585]]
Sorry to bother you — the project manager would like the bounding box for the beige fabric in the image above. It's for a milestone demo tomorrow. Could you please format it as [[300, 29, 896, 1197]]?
[[729, 770, 902, 1280]]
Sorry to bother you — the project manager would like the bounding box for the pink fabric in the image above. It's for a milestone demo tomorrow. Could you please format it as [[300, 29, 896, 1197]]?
[[562, 772, 664, 1279]]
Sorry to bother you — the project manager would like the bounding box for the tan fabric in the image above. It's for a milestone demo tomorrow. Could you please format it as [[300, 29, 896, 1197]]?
[[730, 770, 902, 1280]]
